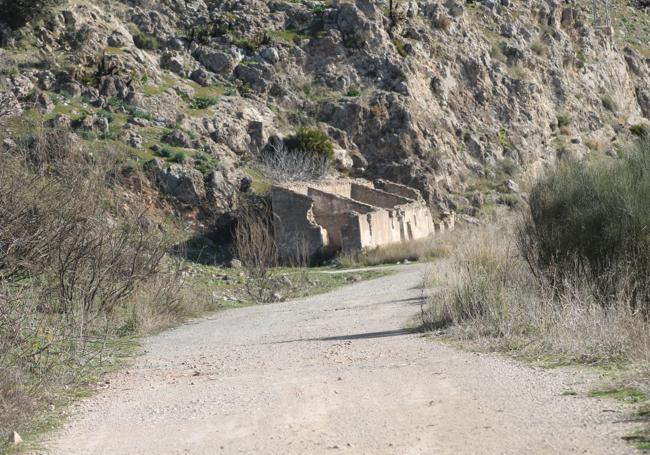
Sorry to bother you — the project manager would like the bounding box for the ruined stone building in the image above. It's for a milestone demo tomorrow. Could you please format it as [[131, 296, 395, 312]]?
[[271, 179, 454, 262]]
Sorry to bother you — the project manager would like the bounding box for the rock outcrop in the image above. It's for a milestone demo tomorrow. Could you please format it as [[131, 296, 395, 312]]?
[[1, 0, 649, 224]]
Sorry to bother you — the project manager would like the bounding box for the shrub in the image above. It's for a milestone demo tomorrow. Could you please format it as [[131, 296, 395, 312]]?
[[601, 93, 618, 112], [193, 151, 218, 175], [0, 0, 62, 29], [189, 96, 218, 110], [133, 31, 159, 50], [393, 38, 408, 57], [170, 151, 188, 164], [230, 32, 271, 53], [530, 40, 546, 56], [285, 128, 335, 161], [519, 139, 650, 310], [339, 237, 449, 267], [585, 138, 605, 152], [107, 97, 152, 120], [497, 157, 518, 177], [63, 24, 92, 51], [630, 123, 650, 138], [556, 112, 572, 128], [497, 128, 510, 149], [346, 88, 361, 97], [155, 147, 173, 158]]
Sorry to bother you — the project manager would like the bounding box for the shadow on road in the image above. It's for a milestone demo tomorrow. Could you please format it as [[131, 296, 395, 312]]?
[[271, 329, 412, 344]]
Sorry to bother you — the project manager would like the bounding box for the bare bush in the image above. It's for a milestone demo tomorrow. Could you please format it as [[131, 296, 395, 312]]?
[[0, 132, 166, 317], [233, 197, 279, 302], [0, 126, 170, 434], [258, 143, 330, 183]]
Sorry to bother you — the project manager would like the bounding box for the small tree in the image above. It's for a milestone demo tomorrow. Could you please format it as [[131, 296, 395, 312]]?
[[233, 197, 278, 303]]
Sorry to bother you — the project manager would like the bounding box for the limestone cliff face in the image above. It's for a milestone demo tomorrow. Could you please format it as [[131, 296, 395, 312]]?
[[1, 0, 649, 220]]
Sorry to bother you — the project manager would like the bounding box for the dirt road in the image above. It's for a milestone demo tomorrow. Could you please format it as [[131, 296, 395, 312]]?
[[44, 263, 636, 454]]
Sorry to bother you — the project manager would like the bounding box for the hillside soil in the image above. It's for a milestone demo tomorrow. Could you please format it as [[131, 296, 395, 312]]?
[[40, 263, 637, 454]]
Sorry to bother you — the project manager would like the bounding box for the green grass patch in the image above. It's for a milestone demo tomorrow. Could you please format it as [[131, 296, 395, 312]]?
[[267, 28, 305, 45], [142, 74, 179, 97], [241, 167, 271, 194], [590, 387, 647, 403]]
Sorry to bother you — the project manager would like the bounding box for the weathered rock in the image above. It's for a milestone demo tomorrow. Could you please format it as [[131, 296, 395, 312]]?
[[348, 274, 362, 283], [240, 176, 253, 193], [49, 114, 72, 129], [260, 47, 280, 64], [3, 138, 17, 150], [446, 0, 464, 17], [161, 52, 185, 76], [0, 0, 648, 232], [0, 92, 23, 118], [146, 158, 206, 205], [162, 129, 192, 148], [95, 116, 110, 133], [124, 131, 144, 149], [333, 147, 354, 171], [10, 74, 34, 99], [247, 121, 268, 153], [55, 73, 82, 97], [107, 31, 129, 47], [166, 37, 187, 51], [35, 91, 54, 113], [98, 76, 119, 98], [190, 68, 212, 87], [195, 48, 238, 76], [505, 179, 520, 193], [234, 63, 273, 93]]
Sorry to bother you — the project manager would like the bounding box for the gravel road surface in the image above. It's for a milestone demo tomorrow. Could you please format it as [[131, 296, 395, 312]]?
[[43, 263, 637, 454]]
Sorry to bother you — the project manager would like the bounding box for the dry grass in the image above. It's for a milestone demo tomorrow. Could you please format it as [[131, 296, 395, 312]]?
[[339, 235, 450, 267], [422, 222, 650, 365]]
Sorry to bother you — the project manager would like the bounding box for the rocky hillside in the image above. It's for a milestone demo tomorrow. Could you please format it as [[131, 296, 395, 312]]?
[[1, 0, 650, 232]]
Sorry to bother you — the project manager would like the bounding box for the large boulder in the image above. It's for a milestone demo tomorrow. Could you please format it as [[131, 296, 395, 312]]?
[[160, 52, 186, 76], [234, 62, 274, 93], [195, 47, 239, 76], [162, 129, 193, 148], [146, 159, 206, 205]]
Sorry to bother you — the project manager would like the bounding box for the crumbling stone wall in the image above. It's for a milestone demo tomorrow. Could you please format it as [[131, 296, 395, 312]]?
[[272, 179, 451, 262], [271, 186, 327, 263], [308, 188, 374, 251]]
